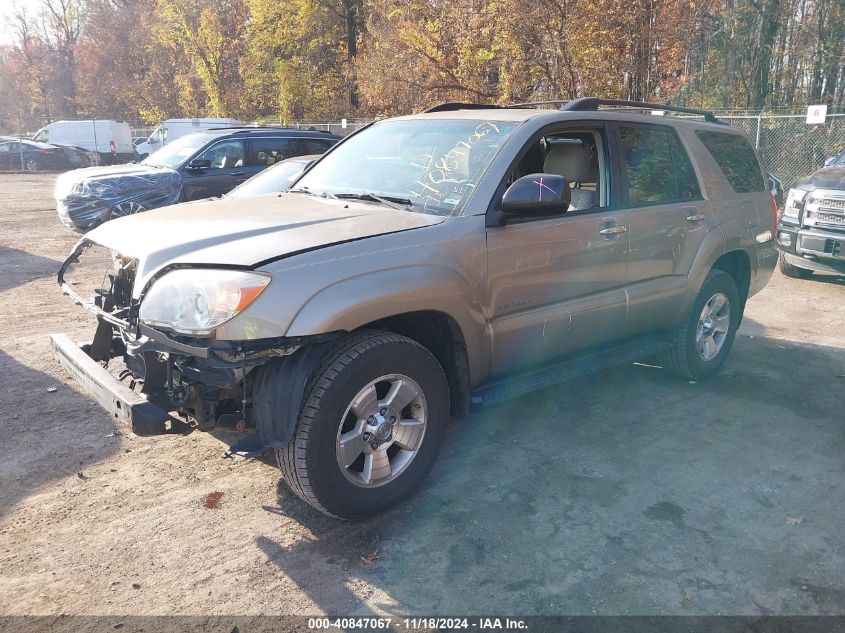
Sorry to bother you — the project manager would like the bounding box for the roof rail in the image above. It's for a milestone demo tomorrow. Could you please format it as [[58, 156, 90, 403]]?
[[507, 100, 571, 108], [561, 97, 719, 123], [423, 102, 502, 113]]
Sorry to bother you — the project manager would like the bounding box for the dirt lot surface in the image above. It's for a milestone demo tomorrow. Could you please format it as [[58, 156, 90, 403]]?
[[1, 173, 844, 616]]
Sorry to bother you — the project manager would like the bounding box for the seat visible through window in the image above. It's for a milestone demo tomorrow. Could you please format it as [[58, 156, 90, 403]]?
[[543, 141, 599, 211]]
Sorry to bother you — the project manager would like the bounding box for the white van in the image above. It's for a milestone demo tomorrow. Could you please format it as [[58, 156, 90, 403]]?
[[32, 120, 134, 164], [136, 118, 243, 157]]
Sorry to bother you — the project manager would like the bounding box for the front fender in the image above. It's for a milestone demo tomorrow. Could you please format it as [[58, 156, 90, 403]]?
[[286, 266, 488, 384]]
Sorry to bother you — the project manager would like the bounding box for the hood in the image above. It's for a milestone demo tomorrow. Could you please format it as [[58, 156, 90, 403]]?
[[55, 163, 181, 200], [84, 193, 446, 288], [792, 165, 845, 191]]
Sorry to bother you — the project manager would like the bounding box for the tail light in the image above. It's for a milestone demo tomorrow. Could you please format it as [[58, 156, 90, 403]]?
[[37, 148, 56, 155]]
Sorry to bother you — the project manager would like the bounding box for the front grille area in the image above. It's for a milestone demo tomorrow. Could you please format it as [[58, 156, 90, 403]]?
[[817, 197, 845, 211], [806, 190, 845, 230], [809, 209, 845, 225]]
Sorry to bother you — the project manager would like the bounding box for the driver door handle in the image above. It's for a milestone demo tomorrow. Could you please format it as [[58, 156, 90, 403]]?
[[686, 213, 706, 222], [599, 225, 627, 235], [230, 171, 246, 177]]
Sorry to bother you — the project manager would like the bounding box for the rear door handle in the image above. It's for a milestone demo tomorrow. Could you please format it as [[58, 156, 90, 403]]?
[[599, 225, 627, 235]]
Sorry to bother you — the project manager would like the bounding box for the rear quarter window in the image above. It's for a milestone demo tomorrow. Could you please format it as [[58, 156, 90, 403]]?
[[695, 131, 765, 193]]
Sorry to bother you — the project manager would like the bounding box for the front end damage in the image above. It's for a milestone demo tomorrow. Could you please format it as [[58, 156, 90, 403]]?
[[52, 240, 336, 454]]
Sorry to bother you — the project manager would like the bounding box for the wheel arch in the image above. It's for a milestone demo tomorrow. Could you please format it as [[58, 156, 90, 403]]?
[[357, 310, 472, 419], [711, 249, 751, 322], [284, 266, 488, 395]]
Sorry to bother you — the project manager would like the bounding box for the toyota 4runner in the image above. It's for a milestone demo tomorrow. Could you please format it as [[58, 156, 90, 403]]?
[[52, 98, 778, 519]]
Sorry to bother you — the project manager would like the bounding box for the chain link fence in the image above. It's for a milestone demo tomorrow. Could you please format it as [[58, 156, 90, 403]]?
[[0, 114, 147, 173], [718, 108, 845, 189]]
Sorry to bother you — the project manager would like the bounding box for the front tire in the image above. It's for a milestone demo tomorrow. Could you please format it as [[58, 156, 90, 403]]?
[[276, 331, 449, 519], [779, 252, 813, 279], [661, 269, 740, 380]]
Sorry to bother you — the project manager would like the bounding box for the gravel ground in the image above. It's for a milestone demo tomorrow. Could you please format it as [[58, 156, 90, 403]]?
[[1, 173, 844, 616]]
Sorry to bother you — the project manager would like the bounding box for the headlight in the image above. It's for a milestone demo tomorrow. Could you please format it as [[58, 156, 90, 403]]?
[[139, 269, 271, 335], [782, 188, 807, 221]]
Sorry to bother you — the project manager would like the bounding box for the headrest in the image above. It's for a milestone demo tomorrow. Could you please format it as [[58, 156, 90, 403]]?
[[544, 142, 598, 183]]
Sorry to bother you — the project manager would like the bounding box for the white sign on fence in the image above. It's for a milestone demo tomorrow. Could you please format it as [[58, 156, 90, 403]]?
[[341, 118, 348, 129], [806, 105, 827, 124]]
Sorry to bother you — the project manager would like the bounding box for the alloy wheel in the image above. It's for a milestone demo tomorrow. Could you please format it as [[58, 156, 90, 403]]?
[[335, 374, 428, 488], [696, 292, 731, 361]]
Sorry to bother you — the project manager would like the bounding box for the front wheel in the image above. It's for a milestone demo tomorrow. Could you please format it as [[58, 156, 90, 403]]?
[[779, 252, 814, 279], [276, 331, 449, 519], [661, 269, 740, 380], [109, 201, 146, 219]]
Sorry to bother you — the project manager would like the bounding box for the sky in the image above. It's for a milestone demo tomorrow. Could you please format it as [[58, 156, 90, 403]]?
[[0, 0, 44, 44]]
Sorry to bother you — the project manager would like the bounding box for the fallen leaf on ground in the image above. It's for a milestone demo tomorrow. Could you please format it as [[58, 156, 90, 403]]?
[[77, 472, 88, 480], [47, 387, 57, 393], [786, 516, 803, 526], [360, 549, 379, 565], [683, 591, 693, 601], [203, 492, 224, 509]]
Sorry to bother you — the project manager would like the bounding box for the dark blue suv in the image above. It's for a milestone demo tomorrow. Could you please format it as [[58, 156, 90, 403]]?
[[55, 127, 341, 232]]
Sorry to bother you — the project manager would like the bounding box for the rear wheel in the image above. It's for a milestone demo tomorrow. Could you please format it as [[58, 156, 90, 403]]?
[[24, 158, 41, 172], [661, 269, 740, 380], [779, 252, 814, 279], [276, 331, 449, 519]]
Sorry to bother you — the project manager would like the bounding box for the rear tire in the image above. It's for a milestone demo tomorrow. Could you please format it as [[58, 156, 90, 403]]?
[[276, 331, 449, 519], [661, 269, 740, 380], [24, 158, 41, 172], [779, 252, 814, 279]]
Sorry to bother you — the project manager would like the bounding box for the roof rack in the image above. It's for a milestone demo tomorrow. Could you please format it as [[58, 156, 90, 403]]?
[[561, 98, 719, 123], [423, 102, 502, 113], [423, 98, 720, 123], [507, 100, 571, 108]]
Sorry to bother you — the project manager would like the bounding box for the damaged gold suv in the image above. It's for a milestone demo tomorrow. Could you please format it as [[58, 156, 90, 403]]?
[[53, 99, 777, 518]]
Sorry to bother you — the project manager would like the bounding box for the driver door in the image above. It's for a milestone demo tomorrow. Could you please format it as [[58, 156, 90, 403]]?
[[486, 125, 630, 376], [181, 139, 247, 200]]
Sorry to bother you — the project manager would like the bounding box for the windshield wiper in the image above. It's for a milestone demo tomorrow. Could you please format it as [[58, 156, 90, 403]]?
[[333, 192, 413, 211]]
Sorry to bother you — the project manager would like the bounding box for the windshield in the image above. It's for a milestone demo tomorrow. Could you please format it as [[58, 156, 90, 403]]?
[[226, 159, 310, 199], [836, 153, 845, 166], [141, 133, 208, 168], [294, 119, 518, 216]]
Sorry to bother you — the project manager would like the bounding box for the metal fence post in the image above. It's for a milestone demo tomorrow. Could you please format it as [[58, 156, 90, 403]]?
[[755, 108, 764, 150], [18, 114, 24, 172]]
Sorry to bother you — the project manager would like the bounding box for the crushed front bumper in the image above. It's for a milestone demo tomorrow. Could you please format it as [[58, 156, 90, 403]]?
[[50, 332, 171, 435]]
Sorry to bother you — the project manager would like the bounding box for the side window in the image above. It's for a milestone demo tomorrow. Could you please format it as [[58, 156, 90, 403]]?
[[619, 125, 700, 205], [695, 130, 765, 193], [248, 138, 294, 166], [0, 143, 11, 153], [507, 128, 606, 212], [195, 139, 245, 169], [302, 138, 336, 154], [33, 130, 48, 143]]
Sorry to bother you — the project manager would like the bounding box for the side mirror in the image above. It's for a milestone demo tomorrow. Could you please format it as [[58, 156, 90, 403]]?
[[187, 158, 211, 170], [501, 173, 571, 218], [824, 156, 838, 167]]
